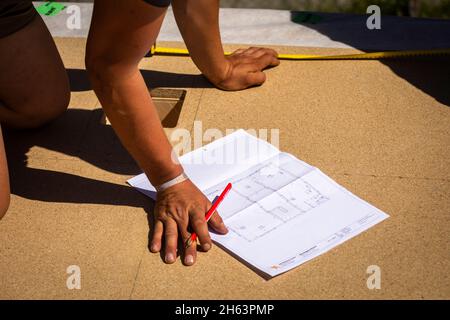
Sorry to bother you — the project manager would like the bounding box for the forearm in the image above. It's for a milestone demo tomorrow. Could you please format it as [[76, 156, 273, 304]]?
[[88, 65, 182, 186], [86, 1, 182, 186], [172, 0, 228, 84]]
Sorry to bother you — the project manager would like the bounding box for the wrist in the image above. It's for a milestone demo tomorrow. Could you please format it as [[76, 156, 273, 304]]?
[[148, 162, 184, 187], [155, 172, 189, 192], [203, 56, 231, 87]]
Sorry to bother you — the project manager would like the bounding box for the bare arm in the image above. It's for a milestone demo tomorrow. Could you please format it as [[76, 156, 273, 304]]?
[[86, 0, 181, 186], [86, 0, 227, 267], [172, 0, 280, 90]]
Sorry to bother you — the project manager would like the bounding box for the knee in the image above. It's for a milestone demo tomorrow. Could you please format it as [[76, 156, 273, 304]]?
[[37, 89, 70, 126], [17, 85, 70, 129], [0, 192, 10, 220]]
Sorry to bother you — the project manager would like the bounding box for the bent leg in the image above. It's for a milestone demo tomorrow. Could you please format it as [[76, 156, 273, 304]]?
[[0, 125, 9, 219], [0, 14, 70, 129]]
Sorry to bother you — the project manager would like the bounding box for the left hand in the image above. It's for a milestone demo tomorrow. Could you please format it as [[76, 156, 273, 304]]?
[[211, 47, 280, 91]]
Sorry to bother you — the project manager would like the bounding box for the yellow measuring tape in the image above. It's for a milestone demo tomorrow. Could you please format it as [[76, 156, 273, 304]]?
[[149, 46, 450, 60]]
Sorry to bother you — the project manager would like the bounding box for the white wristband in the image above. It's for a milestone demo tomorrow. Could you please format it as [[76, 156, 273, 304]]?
[[155, 172, 189, 192]]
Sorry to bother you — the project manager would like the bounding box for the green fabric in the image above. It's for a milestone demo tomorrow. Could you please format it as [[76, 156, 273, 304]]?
[[36, 2, 66, 16]]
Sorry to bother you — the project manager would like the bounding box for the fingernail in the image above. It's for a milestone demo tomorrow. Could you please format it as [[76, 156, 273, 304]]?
[[165, 253, 175, 263], [185, 255, 194, 265], [203, 243, 211, 251], [221, 223, 229, 233], [150, 244, 158, 252]]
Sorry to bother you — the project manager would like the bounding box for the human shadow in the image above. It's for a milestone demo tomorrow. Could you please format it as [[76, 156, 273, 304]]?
[[67, 68, 213, 92], [4, 67, 205, 206], [3, 108, 150, 208], [290, 11, 450, 107]]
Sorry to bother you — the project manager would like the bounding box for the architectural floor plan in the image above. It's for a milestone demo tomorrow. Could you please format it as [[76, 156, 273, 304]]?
[[128, 130, 389, 277], [204, 154, 330, 242]]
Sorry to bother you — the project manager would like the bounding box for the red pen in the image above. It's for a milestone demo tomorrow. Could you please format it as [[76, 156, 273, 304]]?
[[185, 183, 232, 248]]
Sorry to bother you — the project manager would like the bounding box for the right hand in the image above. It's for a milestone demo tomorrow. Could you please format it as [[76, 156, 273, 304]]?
[[150, 179, 228, 266]]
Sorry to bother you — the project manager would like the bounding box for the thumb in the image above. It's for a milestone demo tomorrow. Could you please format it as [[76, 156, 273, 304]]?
[[208, 210, 228, 234], [245, 71, 266, 88]]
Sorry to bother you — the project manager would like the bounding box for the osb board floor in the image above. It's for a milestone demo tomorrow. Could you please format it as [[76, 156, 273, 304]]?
[[0, 38, 449, 299]]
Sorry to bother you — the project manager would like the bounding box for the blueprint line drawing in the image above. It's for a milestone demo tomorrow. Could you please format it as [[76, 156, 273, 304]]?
[[204, 154, 331, 242], [128, 129, 389, 277]]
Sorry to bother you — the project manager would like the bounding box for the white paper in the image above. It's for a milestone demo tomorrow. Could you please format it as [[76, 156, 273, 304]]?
[[128, 130, 389, 277]]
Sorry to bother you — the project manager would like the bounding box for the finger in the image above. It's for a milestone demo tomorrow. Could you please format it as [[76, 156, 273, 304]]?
[[263, 48, 279, 58], [245, 48, 279, 60], [163, 218, 178, 264], [246, 47, 277, 60], [179, 228, 197, 266], [208, 210, 228, 234], [175, 212, 198, 266], [189, 208, 212, 252], [245, 71, 266, 87], [150, 219, 164, 253], [254, 53, 280, 70], [183, 237, 197, 266], [243, 47, 262, 56], [232, 48, 246, 55]]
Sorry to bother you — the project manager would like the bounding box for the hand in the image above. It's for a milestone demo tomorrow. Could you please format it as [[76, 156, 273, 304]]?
[[150, 179, 228, 266], [212, 47, 280, 91]]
